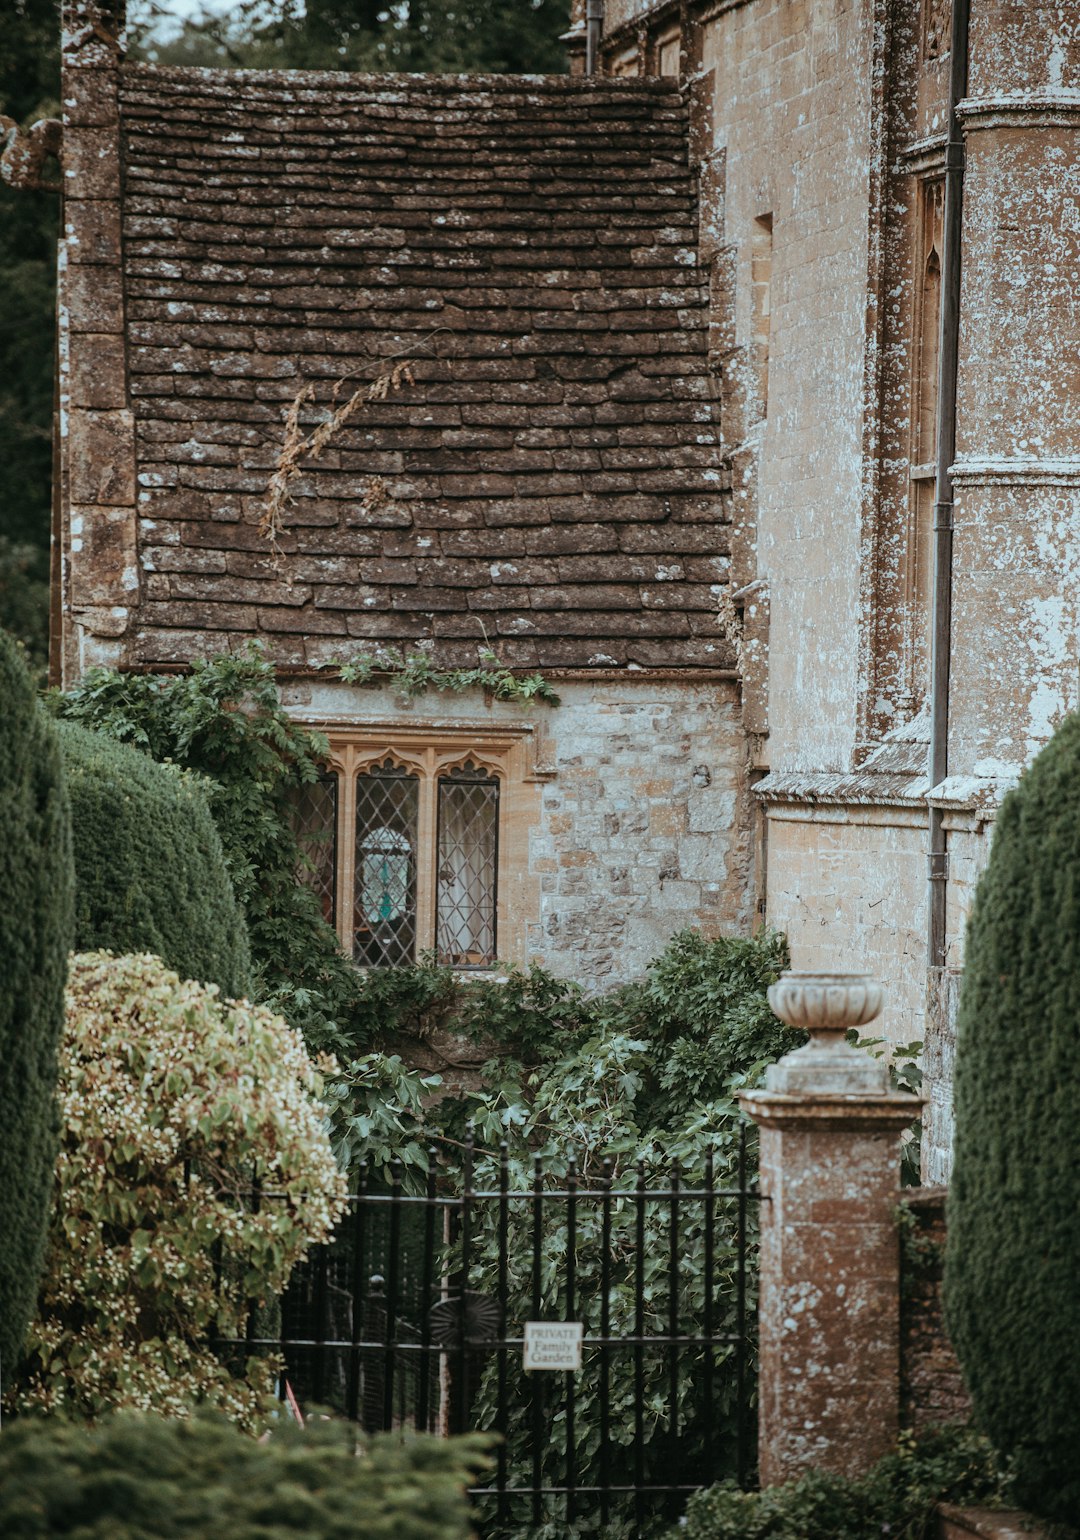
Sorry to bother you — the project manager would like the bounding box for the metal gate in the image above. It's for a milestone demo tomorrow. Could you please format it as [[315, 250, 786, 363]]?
[[227, 1124, 760, 1537]]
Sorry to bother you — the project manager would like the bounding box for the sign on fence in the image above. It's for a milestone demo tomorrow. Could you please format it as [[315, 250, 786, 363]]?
[[523, 1321, 584, 1372]]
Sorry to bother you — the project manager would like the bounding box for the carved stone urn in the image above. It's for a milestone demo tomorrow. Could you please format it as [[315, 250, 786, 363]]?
[[764, 972, 890, 1093]]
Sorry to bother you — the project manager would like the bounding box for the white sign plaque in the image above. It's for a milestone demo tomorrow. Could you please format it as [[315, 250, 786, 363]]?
[[522, 1321, 584, 1372]]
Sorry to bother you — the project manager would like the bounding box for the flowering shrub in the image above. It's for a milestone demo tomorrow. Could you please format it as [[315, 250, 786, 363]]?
[[11, 952, 347, 1427]]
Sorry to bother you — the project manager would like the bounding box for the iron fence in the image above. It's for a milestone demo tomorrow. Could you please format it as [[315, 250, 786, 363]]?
[[218, 1124, 761, 1537]]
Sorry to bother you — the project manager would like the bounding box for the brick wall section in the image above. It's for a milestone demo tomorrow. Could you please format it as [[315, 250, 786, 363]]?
[[103, 66, 733, 673], [899, 1186, 972, 1432]]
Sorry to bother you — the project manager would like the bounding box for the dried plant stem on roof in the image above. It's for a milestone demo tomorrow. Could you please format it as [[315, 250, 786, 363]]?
[[260, 330, 448, 564]]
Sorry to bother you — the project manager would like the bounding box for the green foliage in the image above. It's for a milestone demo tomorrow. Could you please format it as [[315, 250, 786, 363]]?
[[12, 952, 347, 1426], [336, 644, 560, 707], [673, 1424, 1008, 1540], [0, 1411, 493, 1539], [462, 944, 792, 1535], [945, 712, 1080, 1527], [0, 537, 50, 678], [59, 720, 251, 998], [848, 1031, 924, 1186], [134, 0, 570, 75], [51, 646, 365, 1052], [304, 929, 794, 1535], [589, 928, 799, 1126], [0, 629, 73, 1377]]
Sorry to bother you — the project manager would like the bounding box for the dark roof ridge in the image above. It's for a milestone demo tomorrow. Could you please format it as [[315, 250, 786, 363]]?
[[121, 61, 684, 96]]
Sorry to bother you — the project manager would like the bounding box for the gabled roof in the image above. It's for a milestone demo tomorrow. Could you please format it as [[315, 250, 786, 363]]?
[[73, 62, 733, 671]]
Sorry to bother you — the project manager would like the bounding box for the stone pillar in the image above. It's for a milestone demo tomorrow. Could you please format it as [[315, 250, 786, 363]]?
[[59, 0, 138, 684], [740, 973, 923, 1487]]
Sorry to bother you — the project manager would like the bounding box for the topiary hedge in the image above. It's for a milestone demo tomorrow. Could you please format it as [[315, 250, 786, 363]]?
[[59, 720, 250, 998], [51, 647, 361, 1052], [0, 1413, 492, 1540], [0, 630, 73, 1378], [945, 712, 1080, 1526]]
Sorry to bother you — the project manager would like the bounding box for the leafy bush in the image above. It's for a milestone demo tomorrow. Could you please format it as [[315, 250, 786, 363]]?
[[443, 930, 793, 1536], [0, 630, 73, 1376], [59, 720, 251, 998], [304, 930, 794, 1535], [0, 1412, 492, 1540], [50, 646, 364, 1053], [946, 712, 1080, 1526], [673, 1424, 1007, 1540], [11, 952, 347, 1426]]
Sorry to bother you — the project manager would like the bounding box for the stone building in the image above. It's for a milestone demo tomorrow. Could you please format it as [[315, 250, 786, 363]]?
[[36, 0, 1080, 1175]]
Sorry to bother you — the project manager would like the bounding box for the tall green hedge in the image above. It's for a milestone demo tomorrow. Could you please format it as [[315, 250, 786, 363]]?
[[0, 631, 73, 1377], [59, 722, 251, 999], [0, 1414, 492, 1539], [945, 712, 1080, 1526]]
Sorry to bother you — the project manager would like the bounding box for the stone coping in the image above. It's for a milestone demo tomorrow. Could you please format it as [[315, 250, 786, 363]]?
[[938, 1504, 1054, 1539]]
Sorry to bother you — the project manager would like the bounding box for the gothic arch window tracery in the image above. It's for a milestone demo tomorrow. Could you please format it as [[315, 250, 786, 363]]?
[[292, 727, 545, 970]]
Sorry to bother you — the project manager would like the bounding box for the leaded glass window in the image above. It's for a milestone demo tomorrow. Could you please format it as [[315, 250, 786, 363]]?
[[289, 731, 528, 972], [354, 761, 419, 968], [435, 763, 499, 968], [292, 774, 338, 928]]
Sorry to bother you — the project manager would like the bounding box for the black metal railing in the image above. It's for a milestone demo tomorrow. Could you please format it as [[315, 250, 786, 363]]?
[[218, 1123, 761, 1538]]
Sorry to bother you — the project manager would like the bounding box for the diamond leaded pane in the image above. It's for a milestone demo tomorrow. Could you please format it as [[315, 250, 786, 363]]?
[[436, 763, 499, 968], [292, 774, 338, 928], [355, 762, 419, 968]]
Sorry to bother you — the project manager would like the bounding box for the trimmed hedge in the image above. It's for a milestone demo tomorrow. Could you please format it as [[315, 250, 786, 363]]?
[[945, 712, 1080, 1526], [59, 721, 250, 997], [52, 649, 361, 1054], [0, 631, 73, 1376], [0, 1413, 492, 1539]]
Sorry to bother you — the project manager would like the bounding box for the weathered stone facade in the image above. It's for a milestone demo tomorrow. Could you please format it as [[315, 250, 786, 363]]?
[[285, 676, 753, 982], [52, 1, 1080, 1146], [594, 0, 1080, 1176]]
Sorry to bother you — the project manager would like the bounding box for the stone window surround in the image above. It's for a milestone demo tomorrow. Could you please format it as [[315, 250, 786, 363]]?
[[297, 719, 550, 969]]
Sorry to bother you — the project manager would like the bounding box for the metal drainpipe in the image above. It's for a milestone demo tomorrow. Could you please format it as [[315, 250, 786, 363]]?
[[586, 0, 603, 75], [927, 0, 971, 969]]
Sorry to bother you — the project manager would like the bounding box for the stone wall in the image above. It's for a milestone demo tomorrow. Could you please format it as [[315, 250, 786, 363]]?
[[283, 674, 753, 986], [601, 0, 1080, 1179], [764, 804, 928, 1049], [899, 1186, 972, 1432], [696, 0, 880, 776]]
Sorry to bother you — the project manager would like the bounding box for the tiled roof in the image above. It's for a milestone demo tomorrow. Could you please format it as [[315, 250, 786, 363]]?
[[120, 66, 732, 671]]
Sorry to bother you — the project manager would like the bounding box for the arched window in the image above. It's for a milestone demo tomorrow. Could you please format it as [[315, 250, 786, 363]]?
[[354, 760, 419, 968], [291, 735, 525, 971], [436, 762, 499, 967]]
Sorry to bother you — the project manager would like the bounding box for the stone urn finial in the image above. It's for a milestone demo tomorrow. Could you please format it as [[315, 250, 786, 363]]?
[[765, 972, 890, 1093]]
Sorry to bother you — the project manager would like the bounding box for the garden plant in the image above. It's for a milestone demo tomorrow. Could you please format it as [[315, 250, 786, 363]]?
[[672, 1423, 1008, 1540], [946, 710, 1080, 1527], [0, 1412, 492, 1540], [59, 720, 250, 998], [0, 629, 73, 1379], [11, 952, 346, 1427]]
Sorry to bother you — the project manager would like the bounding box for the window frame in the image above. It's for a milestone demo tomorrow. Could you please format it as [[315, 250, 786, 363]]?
[[300, 721, 549, 970]]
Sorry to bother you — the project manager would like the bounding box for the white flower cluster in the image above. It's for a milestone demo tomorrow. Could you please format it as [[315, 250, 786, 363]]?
[[10, 951, 347, 1429]]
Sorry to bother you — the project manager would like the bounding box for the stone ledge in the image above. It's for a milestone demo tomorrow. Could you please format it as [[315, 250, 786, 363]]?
[[938, 1504, 1052, 1539], [741, 1089, 924, 1134]]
